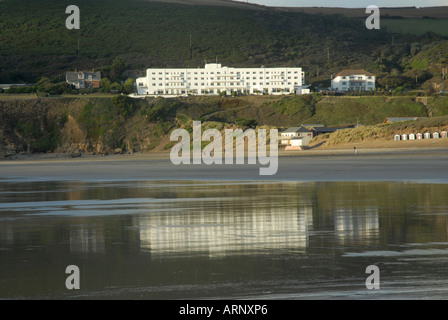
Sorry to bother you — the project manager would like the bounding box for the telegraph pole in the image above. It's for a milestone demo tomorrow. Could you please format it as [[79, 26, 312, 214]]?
[[189, 35, 192, 61]]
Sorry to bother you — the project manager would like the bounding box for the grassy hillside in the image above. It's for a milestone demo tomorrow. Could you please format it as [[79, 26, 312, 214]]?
[[1, 94, 448, 155], [381, 19, 448, 36], [199, 94, 448, 127], [1, 0, 445, 88], [283, 6, 448, 19], [312, 115, 448, 147]]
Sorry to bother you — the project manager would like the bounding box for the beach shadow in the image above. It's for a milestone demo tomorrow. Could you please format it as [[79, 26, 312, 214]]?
[[308, 141, 327, 150]]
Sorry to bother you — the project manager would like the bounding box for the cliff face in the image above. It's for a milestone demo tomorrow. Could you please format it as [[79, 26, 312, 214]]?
[[1, 94, 448, 158], [0, 96, 161, 157]]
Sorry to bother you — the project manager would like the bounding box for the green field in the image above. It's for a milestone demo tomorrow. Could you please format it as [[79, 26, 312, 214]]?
[[381, 19, 448, 36]]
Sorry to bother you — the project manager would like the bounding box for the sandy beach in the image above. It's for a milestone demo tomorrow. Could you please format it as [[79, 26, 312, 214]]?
[[1, 145, 448, 183]]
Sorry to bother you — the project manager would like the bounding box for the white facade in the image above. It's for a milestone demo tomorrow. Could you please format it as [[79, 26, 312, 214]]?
[[331, 70, 376, 92], [136, 63, 307, 96]]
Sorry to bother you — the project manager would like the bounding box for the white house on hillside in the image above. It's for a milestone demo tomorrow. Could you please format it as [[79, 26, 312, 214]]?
[[331, 70, 375, 92], [136, 63, 309, 96]]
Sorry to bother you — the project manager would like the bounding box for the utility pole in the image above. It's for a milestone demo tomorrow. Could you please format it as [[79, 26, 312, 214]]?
[[189, 35, 192, 61]]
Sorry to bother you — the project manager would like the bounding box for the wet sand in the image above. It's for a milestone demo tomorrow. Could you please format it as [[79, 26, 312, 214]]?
[[1, 147, 448, 182]]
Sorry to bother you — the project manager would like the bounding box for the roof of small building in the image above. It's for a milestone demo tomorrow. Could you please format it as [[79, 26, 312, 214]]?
[[281, 127, 300, 133], [384, 117, 427, 123], [334, 70, 375, 77], [282, 126, 311, 133]]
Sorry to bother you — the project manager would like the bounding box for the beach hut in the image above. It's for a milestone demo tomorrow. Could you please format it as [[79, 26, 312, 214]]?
[[394, 134, 401, 141], [401, 134, 408, 141], [409, 133, 415, 140], [424, 132, 431, 139], [433, 132, 440, 139], [442, 131, 447, 138], [416, 133, 423, 140]]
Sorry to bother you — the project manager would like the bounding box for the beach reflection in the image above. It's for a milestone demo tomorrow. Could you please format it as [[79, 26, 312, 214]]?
[[1, 180, 448, 299], [138, 202, 314, 257]]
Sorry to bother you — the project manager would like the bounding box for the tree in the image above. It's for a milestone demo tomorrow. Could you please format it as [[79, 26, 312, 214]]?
[[100, 78, 111, 90], [122, 78, 135, 94], [109, 57, 126, 81]]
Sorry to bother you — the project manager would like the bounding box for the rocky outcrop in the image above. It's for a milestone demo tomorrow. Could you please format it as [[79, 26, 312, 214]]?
[[0, 97, 159, 158]]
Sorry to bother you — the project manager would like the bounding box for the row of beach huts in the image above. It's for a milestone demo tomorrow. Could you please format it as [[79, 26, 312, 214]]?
[[394, 131, 448, 141]]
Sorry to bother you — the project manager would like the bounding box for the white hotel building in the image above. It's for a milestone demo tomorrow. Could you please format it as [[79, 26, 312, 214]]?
[[136, 63, 309, 96]]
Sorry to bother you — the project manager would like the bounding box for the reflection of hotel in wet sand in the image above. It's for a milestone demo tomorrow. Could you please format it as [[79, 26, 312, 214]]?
[[65, 203, 380, 256], [138, 203, 314, 257], [334, 207, 379, 245]]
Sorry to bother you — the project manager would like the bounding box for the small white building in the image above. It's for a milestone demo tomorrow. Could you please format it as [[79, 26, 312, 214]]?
[[280, 127, 313, 145], [136, 63, 308, 96], [331, 70, 376, 92]]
